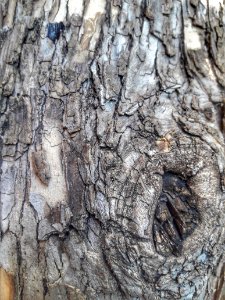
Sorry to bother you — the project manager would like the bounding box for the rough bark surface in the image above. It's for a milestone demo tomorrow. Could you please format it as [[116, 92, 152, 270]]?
[[0, 0, 225, 299]]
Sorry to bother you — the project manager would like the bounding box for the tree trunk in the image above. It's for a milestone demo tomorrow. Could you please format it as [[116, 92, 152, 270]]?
[[0, 0, 225, 299]]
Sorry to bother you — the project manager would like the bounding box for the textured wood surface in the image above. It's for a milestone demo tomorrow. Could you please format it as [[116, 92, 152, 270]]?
[[0, 268, 14, 300], [0, 0, 225, 299]]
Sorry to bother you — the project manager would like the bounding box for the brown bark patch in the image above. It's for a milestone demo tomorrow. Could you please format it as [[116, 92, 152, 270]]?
[[0, 268, 15, 300], [156, 134, 172, 153], [31, 150, 51, 186]]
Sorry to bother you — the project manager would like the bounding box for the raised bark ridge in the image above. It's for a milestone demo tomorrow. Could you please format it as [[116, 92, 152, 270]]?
[[0, 0, 225, 299]]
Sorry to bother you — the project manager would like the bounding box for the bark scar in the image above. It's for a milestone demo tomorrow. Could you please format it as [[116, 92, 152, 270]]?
[[31, 150, 51, 185]]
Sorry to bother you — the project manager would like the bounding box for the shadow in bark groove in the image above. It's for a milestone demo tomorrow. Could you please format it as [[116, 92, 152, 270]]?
[[153, 172, 200, 257]]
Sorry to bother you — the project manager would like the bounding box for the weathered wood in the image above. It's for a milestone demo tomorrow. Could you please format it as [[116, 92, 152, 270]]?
[[0, 268, 15, 300], [0, 0, 225, 299]]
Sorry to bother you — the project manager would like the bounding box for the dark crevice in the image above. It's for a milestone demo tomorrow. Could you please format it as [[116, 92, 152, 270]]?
[[153, 172, 200, 257]]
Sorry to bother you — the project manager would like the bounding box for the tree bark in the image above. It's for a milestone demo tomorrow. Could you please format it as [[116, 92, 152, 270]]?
[[0, 0, 225, 299]]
